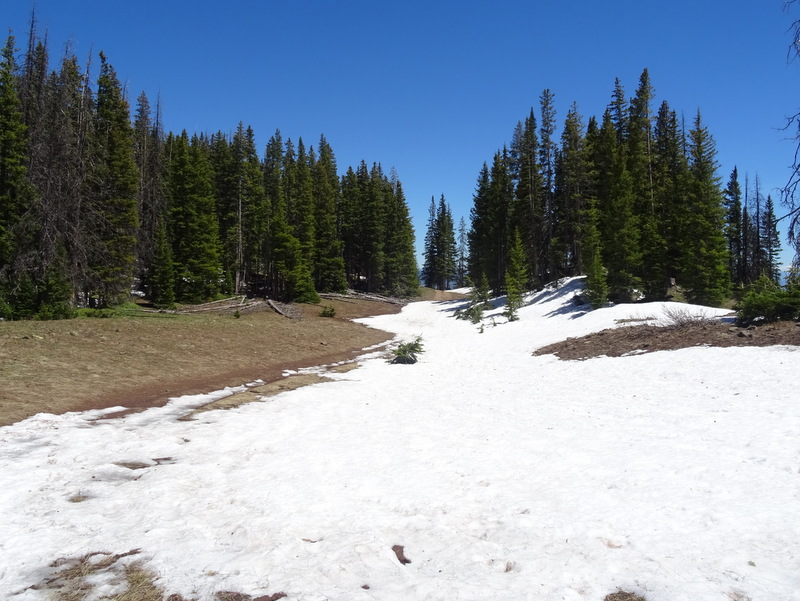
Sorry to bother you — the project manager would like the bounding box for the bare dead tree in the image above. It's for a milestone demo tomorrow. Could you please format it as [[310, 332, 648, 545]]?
[[782, 1, 800, 264]]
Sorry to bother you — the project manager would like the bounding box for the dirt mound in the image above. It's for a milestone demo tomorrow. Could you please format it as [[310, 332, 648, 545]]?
[[534, 320, 800, 361]]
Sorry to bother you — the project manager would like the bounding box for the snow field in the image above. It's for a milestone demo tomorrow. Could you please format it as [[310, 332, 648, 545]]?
[[1, 278, 798, 600]]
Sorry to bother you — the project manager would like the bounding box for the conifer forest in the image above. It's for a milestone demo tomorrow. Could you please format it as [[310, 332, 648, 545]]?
[[0, 31, 418, 319], [0, 24, 787, 320], [423, 71, 785, 309]]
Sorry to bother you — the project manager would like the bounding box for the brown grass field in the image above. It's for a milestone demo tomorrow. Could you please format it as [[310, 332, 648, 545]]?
[[0, 296, 406, 427]]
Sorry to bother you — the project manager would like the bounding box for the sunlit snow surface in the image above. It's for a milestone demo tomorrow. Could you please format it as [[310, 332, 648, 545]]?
[[1, 278, 798, 601]]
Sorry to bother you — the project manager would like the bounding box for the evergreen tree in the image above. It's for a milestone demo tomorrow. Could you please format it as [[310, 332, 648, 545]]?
[[0, 34, 35, 316], [511, 109, 543, 284], [486, 149, 514, 292], [312, 135, 347, 292], [86, 52, 140, 306], [760, 194, 782, 283], [552, 102, 588, 276], [539, 90, 558, 280], [723, 167, 744, 286], [596, 109, 640, 300], [133, 91, 167, 296], [680, 111, 729, 306], [503, 229, 527, 321], [582, 198, 608, 308], [741, 205, 760, 285], [381, 178, 418, 296], [651, 100, 689, 294], [149, 215, 175, 307], [468, 163, 491, 285], [421, 196, 437, 288], [435, 195, 456, 289], [167, 132, 221, 302], [455, 216, 468, 287]]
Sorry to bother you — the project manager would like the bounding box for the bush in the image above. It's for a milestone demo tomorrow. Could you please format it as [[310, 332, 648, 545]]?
[[390, 336, 424, 364], [737, 276, 800, 325], [320, 305, 336, 318], [660, 305, 715, 328]]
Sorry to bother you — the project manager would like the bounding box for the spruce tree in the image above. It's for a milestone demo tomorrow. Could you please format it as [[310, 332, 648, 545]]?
[[539, 90, 558, 280], [87, 52, 140, 306], [455, 216, 468, 287], [0, 34, 34, 316], [723, 167, 744, 286], [312, 135, 347, 292], [652, 100, 689, 293], [680, 111, 730, 306], [503, 230, 528, 321], [150, 215, 175, 308], [552, 102, 588, 277], [760, 194, 782, 283], [421, 196, 437, 288], [468, 163, 492, 286], [582, 198, 608, 308], [381, 178, 418, 296], [595, 109, 640, 300], [511, 109, 543, 284], [167, 132, 222, 302]]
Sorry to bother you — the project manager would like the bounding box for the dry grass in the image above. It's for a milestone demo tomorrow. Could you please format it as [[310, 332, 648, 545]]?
[[604, 592, 646, 601], [0, 297, 399, 427], [35, 550, 172, 601]]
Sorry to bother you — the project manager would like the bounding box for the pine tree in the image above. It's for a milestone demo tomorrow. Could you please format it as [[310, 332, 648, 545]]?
[[0, 34, 35, 316], [312, 135, 347, 292], [680, 111, 729, 306], [435, 195, 456, 289], [723, 167, 744, 286], [552, 102, 588, 277], [651, 100, 689, 294], [87, 52, 140, 306], [539, 90, 558, 280], [468, 163, 491, 286], [455, 216, 468, 287], [150, 215, 175, 308], [167, 132, 221, 302], [582, 198, 608, 308], [133, 91, 166, 296], [503, 229, 528, 321], [595, 109, 640, 300], [421, 196, 437, 288], [486, 150, 514, 292], [381, 178, 418, 296], [511, 109, 543, 284], [760, 194, 782, 283]]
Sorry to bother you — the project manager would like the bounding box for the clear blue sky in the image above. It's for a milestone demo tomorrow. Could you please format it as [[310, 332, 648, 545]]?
[[5, 0, 800, 267]]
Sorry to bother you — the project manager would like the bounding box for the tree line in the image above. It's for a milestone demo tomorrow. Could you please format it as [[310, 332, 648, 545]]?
[[423, 69, 783, 308], [0, 30, 418, 319]]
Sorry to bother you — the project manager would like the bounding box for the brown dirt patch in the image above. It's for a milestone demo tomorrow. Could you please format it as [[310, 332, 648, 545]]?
[[182, 366, 359, 419], [0, 297, 400, 427], [534, 320, 800, 361]]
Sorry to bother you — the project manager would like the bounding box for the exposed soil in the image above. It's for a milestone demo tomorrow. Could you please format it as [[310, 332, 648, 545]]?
[[534, 319, 800, 361], [0, 296, 402, 427]]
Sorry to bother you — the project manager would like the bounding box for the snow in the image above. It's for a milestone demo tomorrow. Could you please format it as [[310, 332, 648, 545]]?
[[1, 278, 798, 601]]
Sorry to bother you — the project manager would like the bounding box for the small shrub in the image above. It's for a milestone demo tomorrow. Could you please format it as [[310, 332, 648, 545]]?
[[455, 303, 485, 324], [660, 305, 715, 328], [233, 309, 241, 319], [320, 305, 336, 318], [737, 275, 800, 325], [390, 336, 424, 364]]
